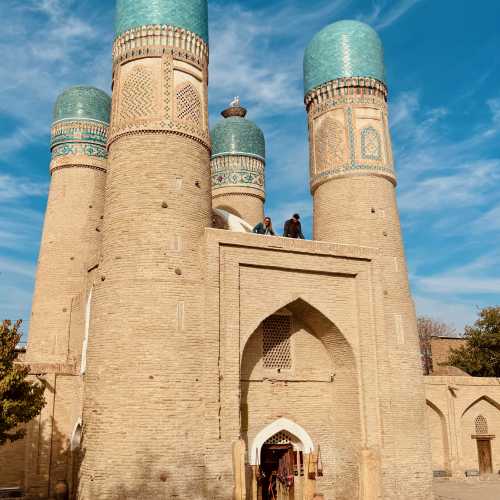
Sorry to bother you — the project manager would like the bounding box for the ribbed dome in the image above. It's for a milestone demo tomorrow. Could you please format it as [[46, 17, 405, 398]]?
[[211, 115, 265, 161], [53, 87, 111, 124], [304, 20, 386, 95], [115, 0, 208, 42]]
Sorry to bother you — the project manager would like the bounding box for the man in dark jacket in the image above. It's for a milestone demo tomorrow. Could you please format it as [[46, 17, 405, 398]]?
[[253, 216, 275, 235], [283, 213, 305, 239]]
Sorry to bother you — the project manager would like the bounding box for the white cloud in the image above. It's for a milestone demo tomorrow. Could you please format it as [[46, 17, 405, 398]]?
[[360, 0, 422, 30], [0, 0, 111, 157], [398, 160, 500, 213], [0, 174, 48, 202], [414, 294, 478, 332]]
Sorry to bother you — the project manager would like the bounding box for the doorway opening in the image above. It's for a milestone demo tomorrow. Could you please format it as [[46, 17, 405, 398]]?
[[476, 439, 493, 475], [261, 443, 301, 500]]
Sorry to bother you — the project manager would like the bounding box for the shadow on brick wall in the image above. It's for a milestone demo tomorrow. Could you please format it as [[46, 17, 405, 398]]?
[[79, 452, 225, 500]]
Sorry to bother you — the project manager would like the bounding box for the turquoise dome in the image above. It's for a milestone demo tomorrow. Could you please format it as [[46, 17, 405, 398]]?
[[115, 0, 208, 42], [211, 116, 265, 161], [53, 87, 111, 124], [304, 20, 386, 95]]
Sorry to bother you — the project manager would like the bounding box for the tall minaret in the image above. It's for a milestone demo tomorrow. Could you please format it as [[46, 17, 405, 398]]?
[[210, 100, 266, 226], [24, 86, 110, 497], [79, 0, 211, 497], [304, 21, 433, 499]]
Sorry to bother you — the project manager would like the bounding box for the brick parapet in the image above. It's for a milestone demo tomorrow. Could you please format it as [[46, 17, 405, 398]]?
[[112, 25, 209, 73], [305, 77, 388, 110]]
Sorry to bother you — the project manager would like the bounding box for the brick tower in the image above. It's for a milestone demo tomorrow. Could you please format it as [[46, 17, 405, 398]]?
[[24, 86, 111, 497], [79, 0, 211, 497], [210, 101, 266, 226], [304, 21, 433, 499]]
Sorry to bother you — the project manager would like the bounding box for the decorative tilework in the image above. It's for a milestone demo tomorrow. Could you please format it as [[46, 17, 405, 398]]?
[[309, 104, 395, 192], [115, 0, 209, 42], [53, 87, 111, 124], [52, 143, 107, 159], [304, 20, 386, 95], [361, 127, 382, 161], [211, 155, 265, 194], [211, 117, 265, 161], [50, 119, 109, 164]]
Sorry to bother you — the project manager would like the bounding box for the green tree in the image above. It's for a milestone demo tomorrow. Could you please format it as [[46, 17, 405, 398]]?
[[448, 307, 500, 377], [0, 320, 46, 445]]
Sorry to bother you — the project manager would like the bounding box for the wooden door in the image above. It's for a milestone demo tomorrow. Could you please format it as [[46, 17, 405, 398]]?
[[477, 439, 493, 474]]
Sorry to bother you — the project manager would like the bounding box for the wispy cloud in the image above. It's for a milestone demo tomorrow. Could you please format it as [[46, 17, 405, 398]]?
[[360, 0, 422, 30], [0, 0, 112, 159], [0, 174, 48, 202]]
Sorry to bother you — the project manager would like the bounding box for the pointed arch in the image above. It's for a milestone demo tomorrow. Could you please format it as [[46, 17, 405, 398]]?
[[249, 418, 314, 465], [462, 395, 500, 418], [426, 399, 450, 471], [243, 295, 354, 356]]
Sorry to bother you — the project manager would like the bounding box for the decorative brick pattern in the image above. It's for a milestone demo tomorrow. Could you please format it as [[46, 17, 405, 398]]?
[[175, 81, 202, 125], [315, 117, 345, 173], [119, 64, 155, 122], [262, 315, 293, 370], [475, 415, 489, 435]]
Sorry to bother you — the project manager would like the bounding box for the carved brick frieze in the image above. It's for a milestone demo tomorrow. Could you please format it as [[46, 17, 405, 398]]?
[[211, 155, 265, 195]]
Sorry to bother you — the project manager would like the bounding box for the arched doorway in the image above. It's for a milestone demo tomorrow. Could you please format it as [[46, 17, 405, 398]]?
[[461, 396, 500, 475], [249, 419, 314, 500], [241, 299, 360, 500], [425, 400, 450, 474]]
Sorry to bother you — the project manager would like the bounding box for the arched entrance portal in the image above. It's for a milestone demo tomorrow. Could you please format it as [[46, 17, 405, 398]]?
[[250, 419, 314, 500], [241, 298, 361, 500]]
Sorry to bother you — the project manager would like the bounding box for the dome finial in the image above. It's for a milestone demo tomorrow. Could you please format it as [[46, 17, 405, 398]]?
[[221, 97, 247, 118]]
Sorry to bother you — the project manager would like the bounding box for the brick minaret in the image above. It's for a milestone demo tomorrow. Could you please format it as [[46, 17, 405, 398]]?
[[24, 86, 110, 497], [210, 101, 266, 226], [304, 21, 434, 499], [79, 0, 211, 497]]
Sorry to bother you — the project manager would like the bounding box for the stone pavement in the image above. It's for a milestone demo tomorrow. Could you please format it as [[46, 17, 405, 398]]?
[[434, 478, 500, 500]]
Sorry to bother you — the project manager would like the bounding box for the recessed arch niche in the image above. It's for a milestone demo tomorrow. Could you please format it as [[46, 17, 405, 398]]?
[[240, 298, 360, 499]]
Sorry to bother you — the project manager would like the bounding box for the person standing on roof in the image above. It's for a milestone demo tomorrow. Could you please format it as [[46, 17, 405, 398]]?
[[253, 216, 275, 235], [283, 213, 305, 239]]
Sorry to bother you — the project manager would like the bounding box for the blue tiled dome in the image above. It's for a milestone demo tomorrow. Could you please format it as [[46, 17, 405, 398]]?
[[115, 0, 208, 42], [304, 20, 386, 95], [53, 87, 111, 124], [211, 115, 265, 161]]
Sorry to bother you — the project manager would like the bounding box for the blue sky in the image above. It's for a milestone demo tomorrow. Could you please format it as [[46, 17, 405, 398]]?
[[1, 0, 500, 335]]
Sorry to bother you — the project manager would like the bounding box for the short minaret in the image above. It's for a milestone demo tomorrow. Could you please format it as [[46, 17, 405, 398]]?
[[304, 21, 433, 499], [27, 86, 110, 363], [24, 86, 110, 497], [80, 0, 212, 497], [210, 99, 266, 226]]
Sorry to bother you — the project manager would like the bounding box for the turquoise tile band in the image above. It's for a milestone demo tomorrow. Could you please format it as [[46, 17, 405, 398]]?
[[304, 20, 386, 95], [115, 0, 209, 42]]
